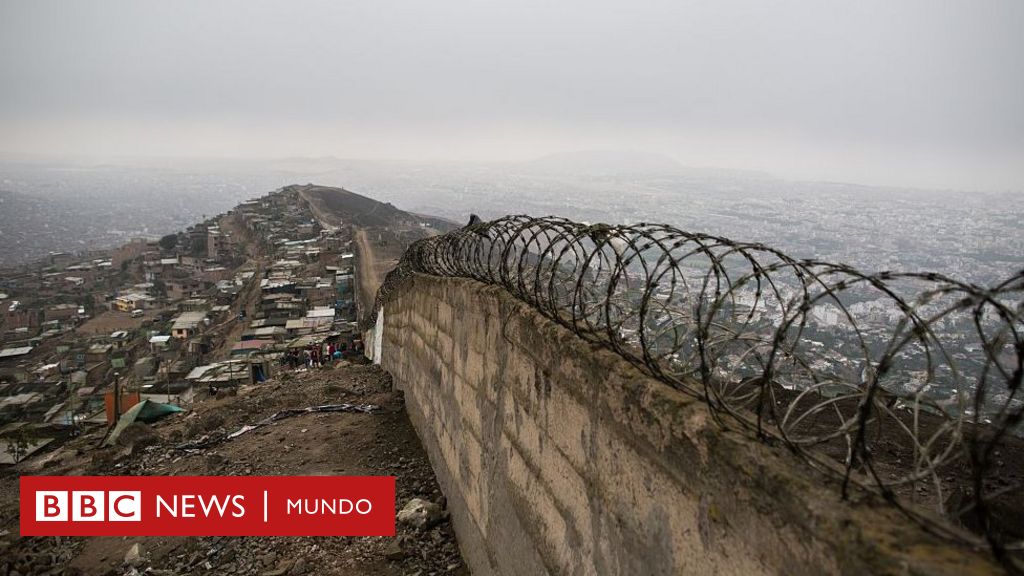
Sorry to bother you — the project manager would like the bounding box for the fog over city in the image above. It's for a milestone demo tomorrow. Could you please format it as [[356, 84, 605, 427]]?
[[2, 0, 1022, 190], [0, 1, 1022, 271]]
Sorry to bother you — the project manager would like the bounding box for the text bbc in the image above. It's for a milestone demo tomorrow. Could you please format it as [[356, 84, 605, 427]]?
[[36, 491, 141, 522]]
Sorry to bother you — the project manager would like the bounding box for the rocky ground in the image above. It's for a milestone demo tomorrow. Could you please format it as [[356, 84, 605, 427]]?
[[0, 363, 468, 576]]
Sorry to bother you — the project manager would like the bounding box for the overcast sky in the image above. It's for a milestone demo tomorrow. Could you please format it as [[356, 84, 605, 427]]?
[[1, 0, 1021, 191]]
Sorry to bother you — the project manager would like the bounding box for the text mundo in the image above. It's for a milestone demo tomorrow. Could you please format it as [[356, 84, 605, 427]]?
[[21, 476, 396, 536]]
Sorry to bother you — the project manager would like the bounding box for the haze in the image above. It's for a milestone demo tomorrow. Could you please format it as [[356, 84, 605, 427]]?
[[1, 0, 1022, 191]]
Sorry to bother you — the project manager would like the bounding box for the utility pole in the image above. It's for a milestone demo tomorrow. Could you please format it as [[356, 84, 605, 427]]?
[[65, 379, 79, 436], [112, 371, 121, 425]]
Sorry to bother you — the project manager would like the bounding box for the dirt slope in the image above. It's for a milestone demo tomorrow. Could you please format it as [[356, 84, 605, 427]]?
[[0, 364, 466, 576]]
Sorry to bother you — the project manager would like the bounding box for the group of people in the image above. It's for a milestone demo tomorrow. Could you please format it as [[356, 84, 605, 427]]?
[[282, 342, 343, 369]]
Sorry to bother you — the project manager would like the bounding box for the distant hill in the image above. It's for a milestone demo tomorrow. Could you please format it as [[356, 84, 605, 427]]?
[[292, 184, 457, 230]]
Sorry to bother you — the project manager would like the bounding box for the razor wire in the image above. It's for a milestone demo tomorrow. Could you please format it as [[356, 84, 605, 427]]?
[[367, 215, 1024, 567]]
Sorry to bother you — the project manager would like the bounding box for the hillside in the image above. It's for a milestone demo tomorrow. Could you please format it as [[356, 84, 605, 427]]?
[[0, 363, 466, 575], [294, 184, 458, 316], [293, 184, 455, 230]]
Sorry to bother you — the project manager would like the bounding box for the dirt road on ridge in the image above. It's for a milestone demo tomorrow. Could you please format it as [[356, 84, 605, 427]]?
[[354, 229, 395, 321]]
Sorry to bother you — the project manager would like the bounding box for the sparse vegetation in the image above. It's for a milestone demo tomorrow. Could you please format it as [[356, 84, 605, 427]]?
[[4, 427, 38, 464], [158, 233, 179, 251]]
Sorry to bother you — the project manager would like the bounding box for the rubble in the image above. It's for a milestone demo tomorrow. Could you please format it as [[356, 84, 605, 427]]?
[[384, 539, 408, 560], [123, 542, 146, 567], [0, 364, 468, 575], [113, 422, 161, 454], [175, 403, 380, 451], [397, 498, 446, 531]]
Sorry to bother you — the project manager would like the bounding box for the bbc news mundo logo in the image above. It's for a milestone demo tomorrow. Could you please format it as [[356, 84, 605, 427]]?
[[35, 491, 141, 522], [21, 476, 394, 536]]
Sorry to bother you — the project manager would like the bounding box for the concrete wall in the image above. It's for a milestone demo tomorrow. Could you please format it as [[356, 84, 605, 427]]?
[[381, 274, 998, 576]]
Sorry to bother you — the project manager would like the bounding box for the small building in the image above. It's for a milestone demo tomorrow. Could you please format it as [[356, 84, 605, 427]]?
[[202, 266, 231, 283], [285, 318, 311, 336], [4, 302, 40, 330], [149, 334, 172, 352], [304, 307, 335, 330], [185, 361, 253, 387], [113, 292, 154, 312], [86, 344, 113, 363], [179, 298, 211, 312], [166, 279, 205, 302], [0, 346, 34, 383], [44, 303, 79, 322], [230, 340, 268, 357], [140, 380, 194, 405], [207, 229, 222, 259], [0, 346, 33, 362], [109, 330, 130, 349], [241, 326, 287, 341], [170, 311, 208, 339]]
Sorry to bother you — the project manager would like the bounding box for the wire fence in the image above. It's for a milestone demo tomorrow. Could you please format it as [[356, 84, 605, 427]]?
[[369, 215, 1024, 568]]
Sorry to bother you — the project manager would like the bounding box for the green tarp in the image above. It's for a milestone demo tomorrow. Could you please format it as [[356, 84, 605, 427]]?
[[102, 399, 183, 447]]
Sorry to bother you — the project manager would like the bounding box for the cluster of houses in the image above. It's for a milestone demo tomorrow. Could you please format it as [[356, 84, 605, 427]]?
[[185, 192, 362, 389], [0, 186, 362, 463]]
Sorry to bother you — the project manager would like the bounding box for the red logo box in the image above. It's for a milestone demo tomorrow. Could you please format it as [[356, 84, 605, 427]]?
[[21, 476, 396, 536]]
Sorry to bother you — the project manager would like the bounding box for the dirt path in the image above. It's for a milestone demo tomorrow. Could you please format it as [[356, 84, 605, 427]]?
[[298, 188, 386, 319], [353, 229, 391, 320], [297, 186, 444, 324], [298, 188, 340, 228]]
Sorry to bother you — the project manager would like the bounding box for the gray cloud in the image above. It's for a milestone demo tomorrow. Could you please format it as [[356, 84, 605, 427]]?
[[1, 0, 1022, 190]]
